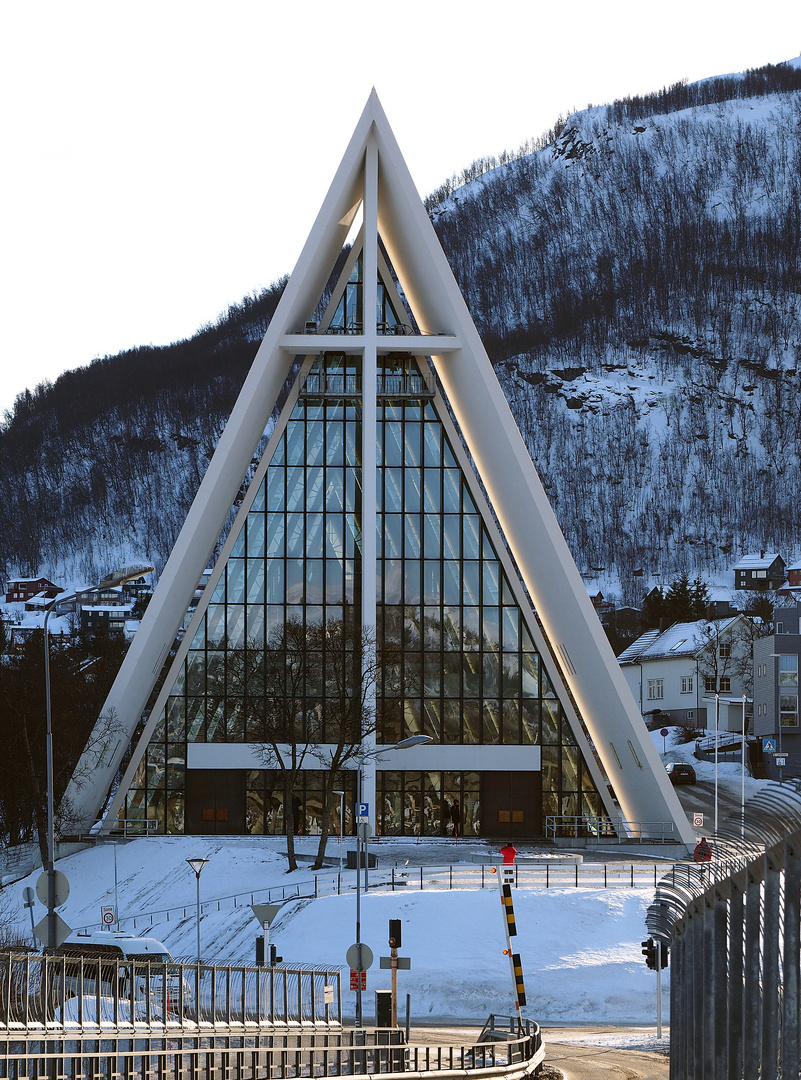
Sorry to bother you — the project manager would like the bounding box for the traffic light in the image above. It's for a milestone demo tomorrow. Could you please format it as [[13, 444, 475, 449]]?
[[641, 938, 657, 970], [389, 919, 402, 948], [269, 944, 282, 965], [660, 942, 669, 969]]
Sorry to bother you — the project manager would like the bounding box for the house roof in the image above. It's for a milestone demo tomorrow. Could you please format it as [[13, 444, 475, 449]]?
[[618, 617, 742, 664], [732, 553, 784, 570]]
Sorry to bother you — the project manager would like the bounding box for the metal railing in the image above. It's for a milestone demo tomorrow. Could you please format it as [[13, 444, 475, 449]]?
[[545, 815, 679, 842], [0, 953, 341, 1031], [71, 861, 670, 936], [299, 372, 436, 398], [648, 779, 801, 1078]]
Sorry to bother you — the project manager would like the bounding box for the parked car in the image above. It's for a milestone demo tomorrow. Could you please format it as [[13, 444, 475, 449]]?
[[666, 762, 696, 785]]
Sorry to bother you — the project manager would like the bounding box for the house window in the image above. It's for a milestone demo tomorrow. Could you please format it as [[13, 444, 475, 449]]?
[[779, 655, 799, 687], [680, 675, 694, 694], [719, 642, 731, 658], [705, 677, 716, 693], [780, 694, 798, 728], [719, 677, 731, 694], [776, 622, 784, 635], [647, 679, 664, 701]]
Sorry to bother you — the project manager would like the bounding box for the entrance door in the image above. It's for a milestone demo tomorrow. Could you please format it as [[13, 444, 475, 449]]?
[[185, 770, 245, 834], [480, 772, 540, 839]]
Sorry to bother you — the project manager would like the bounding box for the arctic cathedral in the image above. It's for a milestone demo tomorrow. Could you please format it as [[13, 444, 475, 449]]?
[[64, 95, 693, 847]]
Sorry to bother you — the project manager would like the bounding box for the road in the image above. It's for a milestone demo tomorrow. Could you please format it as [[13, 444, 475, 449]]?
[[672, 777, 747, 834], [407, 1026, 669, 1080]]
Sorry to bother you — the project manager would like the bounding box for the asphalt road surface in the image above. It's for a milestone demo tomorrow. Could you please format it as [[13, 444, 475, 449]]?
[[672, 776, 747, 834]]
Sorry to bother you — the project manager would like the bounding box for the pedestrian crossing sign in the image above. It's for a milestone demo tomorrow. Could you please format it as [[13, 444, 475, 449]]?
[[763, 738, 777, 753]]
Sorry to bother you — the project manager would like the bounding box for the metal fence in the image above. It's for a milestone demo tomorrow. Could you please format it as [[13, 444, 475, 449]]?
[[73, 860, 670, 936], [647, 779, 801, 1079], [0, 953, 341, 1030]]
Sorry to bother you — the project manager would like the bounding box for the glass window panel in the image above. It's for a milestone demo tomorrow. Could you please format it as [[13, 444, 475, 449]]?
[[462, 607, 481, 651], [207, 700, 227, 742], [403, 699, 422, 742], [265, 560, 284, 603], [404, 422, 421, 466], [442, 561, 461, 606], [405, 561, 421, 605], [405, 515, 421, 558], [231, 529, 245, 557], [502, 700, 520, 743], [502, 576, 517, 606], [483, 560, 500, 605], [247, 513, 266, 558], [306, 560, 324, 603], [325, 559, 344, 603], [406, 467, 421, 513], [482, 699, 501, 744], [442, 607, 461, 651], [327, 420, 344, 466], [286, 466, 305, 512], [284, 513, 303, 558], [521, 700, 540, 744], [191, 620, 207, 649], [442, 701, 461, 742], [306, 466, 324, 512], [286, 422, 304, 465], [562, 745, 579, 791], [227, 605, 246, 648], [206, 651, 225, 694], [266, 512, 285, 557], [442, 654, 461, 697], [423, 656, 441, 697], [247, 559, 265, 604], [266, 606, 284, 636], [779, 656, 799, 686], [463, 515, 480, 559], [266, 472, 285, 512], [541, 746, 559, 790], [385, 421, 403, 466], [503, 655, 520, 698], [307, 421, 325, 466], [502, 607, 519, 652], [384, 468, 403, 513], [422, 561, 440, 604], [207, 604, 226, 647], [246, 604, 266, 643], [424, 513, 441, 558], [423, 469, 440, 513], [326, 468, 345, 511], [443, 516, 460, 560], [186, 698, 205, 740], [521, 653, 539, 697], [345, 560, 355, 603], [443, 470, 460, 514], [227, 559, 246, 603], [422, 700, 442, 741], [186, 652, 205, 694], [462, 562, 480, 606], [306, 513, 324, 556], [286, 559, 304, 603], [345, 470, 358, 513], [404, 607, 422, 650], [252, 479, 267, 510], [424, 421, 441, 465], [542, 699, 560, 743], [345, 421, 359, 466], [384, 515, 402, 558], [483, 652, 500, 697], [384, 560, 403, 604], [424, 607, 441, 649], [166, 699, 185, 740], [463, 652, 481, 697], [325, 516, 344, 558], [483, 608, 500, 651]]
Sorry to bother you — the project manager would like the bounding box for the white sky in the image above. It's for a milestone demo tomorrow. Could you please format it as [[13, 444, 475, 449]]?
[[1, 0, 798, 419]]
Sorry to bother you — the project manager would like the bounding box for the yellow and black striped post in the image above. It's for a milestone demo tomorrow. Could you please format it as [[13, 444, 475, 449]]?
[[497, 869, 526, 1012]]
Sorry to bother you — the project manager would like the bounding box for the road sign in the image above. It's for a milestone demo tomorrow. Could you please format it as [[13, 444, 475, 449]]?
[[22, 887, 34, 909], [775, 755, 787, 767], [356, 802, 369, 822], [35, 870, 70, 908], [349, 969, 366, 990], [251, 903, 283, 928], [380, 956, 411, 969], [33, 912, 71, 948], [693, 813, 704, 828], [346, 942, 374, 970], [763, 738, 777, 753], [324, 984, 335, 1004], [101, 906, 115, 926], [660, 728, 669, 737]]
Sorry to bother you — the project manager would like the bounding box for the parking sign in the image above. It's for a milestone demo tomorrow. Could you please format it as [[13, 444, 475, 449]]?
[[356, 802, 369, 822]]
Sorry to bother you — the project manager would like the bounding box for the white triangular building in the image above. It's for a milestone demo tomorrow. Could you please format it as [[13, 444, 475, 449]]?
[[65, 93, 694, 847]]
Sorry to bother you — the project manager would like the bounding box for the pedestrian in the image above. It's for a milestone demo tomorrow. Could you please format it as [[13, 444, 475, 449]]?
[[291, 794, 303, 835], [451, 799, 461, 839]]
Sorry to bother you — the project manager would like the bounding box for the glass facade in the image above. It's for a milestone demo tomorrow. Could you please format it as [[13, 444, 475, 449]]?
[[124, 296, 603, 836]]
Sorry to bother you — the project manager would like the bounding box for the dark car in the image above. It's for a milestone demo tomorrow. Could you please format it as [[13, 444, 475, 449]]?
[[666, 762, 696, 785]]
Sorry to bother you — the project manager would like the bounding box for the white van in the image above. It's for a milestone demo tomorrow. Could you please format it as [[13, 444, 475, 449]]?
[[53, 931, 181, 1010]]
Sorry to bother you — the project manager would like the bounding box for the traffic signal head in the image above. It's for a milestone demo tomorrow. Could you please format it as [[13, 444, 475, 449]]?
[[389, 918, 402, 948], [269, 944, 282, 965], [641, 938, 657, 970]]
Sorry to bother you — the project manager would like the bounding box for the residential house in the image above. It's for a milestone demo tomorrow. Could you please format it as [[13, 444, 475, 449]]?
[[786, 564, 801, 588], [619, 616, 755, 732], [732, 553, 786, 591], [4, 577, 63, 604]]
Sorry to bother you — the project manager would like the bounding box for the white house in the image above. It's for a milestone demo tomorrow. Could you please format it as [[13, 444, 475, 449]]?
[[618, 616, 754, 732]]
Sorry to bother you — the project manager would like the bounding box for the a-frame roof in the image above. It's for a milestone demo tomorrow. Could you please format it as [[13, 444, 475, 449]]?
[[63, 92, 695, 847]]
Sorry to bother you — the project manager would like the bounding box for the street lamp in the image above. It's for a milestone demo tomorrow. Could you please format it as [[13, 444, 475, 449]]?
[[44, 562, 154, 951], [353, 733, 433, 1027], [333, 790, 345, 873], [714, 691, 720, 839], [186, 857, 209, 962]]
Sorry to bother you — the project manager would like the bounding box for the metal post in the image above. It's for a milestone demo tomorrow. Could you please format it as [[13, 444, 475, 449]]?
[[333, 791, 345, 874], [743, 865, 761, 1080], [782, 842, 800, 1079], [43, 599, 57, 953], [728, 881, 744, 1080], [713, 892, 728, 1078], [355, 821, 363, 1027], [762, 856, 780, 1080], [186, 858, 209, 964], [714, 691, 720, 840], [113, 843, 119, 928]]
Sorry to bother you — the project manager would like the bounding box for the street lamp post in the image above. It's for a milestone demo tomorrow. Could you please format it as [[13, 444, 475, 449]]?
[[186, 858, 209, 962], [714, 691, 720, 840], [44, 563, 154, 951]]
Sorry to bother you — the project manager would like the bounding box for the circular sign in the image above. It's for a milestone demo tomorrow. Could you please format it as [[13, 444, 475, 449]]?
[[102, 908, 115, 925], [35, 869, 70, 908], [660, 728, 669, 737], [346, 942, 374, 970]]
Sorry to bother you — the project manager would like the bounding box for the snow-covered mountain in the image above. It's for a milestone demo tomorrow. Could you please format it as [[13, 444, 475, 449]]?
[[1, 60, 800, 605]]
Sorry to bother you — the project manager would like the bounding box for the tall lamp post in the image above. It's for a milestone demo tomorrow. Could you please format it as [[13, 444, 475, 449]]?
[[44, 563, 154, 952], [333, 790, 345, 873], [353, 734, 432, 1027], [186, 857, 209, 962]]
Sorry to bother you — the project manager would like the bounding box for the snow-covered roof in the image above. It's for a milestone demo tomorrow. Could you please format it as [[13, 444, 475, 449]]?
[[618, 617, 741, 663], [732, 553, 783, 570]]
